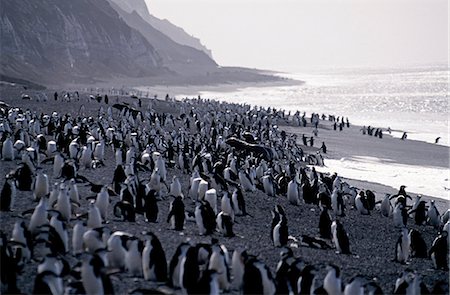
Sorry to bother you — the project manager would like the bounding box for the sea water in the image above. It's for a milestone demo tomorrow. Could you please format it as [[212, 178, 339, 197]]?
[[185, 65, 450, 199]]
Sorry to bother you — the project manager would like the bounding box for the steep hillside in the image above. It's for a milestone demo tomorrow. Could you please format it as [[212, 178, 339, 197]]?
[[0, 0, 165, 85], [108, 1, 217, 72], [109, 0, 213, 58]]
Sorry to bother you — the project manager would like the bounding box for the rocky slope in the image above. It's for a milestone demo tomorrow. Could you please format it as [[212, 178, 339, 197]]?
[[0, 0, 165, 85]]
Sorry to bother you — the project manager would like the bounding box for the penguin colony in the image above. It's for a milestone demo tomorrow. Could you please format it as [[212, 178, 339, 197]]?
[[0, 92, 448, 294]]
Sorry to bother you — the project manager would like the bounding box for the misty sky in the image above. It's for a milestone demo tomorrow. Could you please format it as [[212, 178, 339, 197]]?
[[146, 0, 448, 72]]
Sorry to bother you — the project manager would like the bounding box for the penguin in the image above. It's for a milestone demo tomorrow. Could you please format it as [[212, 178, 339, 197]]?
[[33, 270, 64, 295], [394, 227, 410, 264], [323, 264, 342, 295], [142, 232, 167, 282], [208, 242, 231, 291], [262, 175, 275, 197], [195, 201, 217, 235], [189, 177, 203, 201], [68, 178, 80, 206], [48, 212, 69, 254], [428, 231, 448, 270], [355, 191, 370, 215], [106, 231, 133, 270], [125, 238, 144, 277], [427, 200, 441, 229], [216, 211, 235, 237], [270, 205, 285, 242], [13, 162, 33, 191], [275, 247, 295, 294], [194, 270, 220, 295], [409, 200, 427, 225], [33, 167, 49, 201], [83, 228, 107, 254], [287, 179, 301, 206], [408, 229, 427, 258], [232, 187, 247, 216], [297, 265, 317, 295], [2, 135, 14, 160], [11, 221, 32, 262], [197, 179, 209, 201], [365, 190, 376, 210], [112, 164, 126, 194], [87, 201, 103, 229], [238, 170, 256, 192], [81, 254, 104, 295], [55, 183, 71, 221], [393, 203, 408, 228], [221, 191, 234, 221], [205, 188, 218, 214], [243, 256, 276, 295], [53, 152, 65, 178], [343, 275, 366, 295], [380, 194, 393, 217], [113, 200, 136, 222], [319, 206, 332, 239], [331, 220, 351, 254], [0, 174, 16, 211], [273, 217, 288, 248], [95, 186, 109, 221], [167, 196, 185, 231], [143, 189, 158, 223], [169, 176, 183, 198], [28, 196, 49, 235], [181, 244, 201, 292], [72, 221, 86, 256], [169, 242, 191, 288], [231, 248, 246, 291]]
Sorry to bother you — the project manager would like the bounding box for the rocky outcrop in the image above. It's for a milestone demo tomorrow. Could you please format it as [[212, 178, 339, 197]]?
[[108, 0, 213, 58], [0, 0, 166, 84], [108, 1, 217, 72]]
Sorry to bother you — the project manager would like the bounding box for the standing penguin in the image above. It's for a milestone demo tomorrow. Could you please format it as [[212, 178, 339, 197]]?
[[319, 206, 332, 239], [393, 203, 408, 228], [0, 174, 16, 211], [380, 194, 393, 217], [410, 201, 427, 225], [195, 201, 217, 235], [331, 220, 351, 254], [427, 200, 441, 229], [394, 227, 411, 264], [72, 221, 86, 256], [143, 189, 158, 223], [243, 256, 276, 295], [125, 238, 144, 277], [355, 191, 370, 215], [208, 243, 231, 291], [33, 167, 49, 201], [297, 265, 317, 295], [167, 196, 185, 231], [142, 232, 167, 282], [216, 212, 235, 237], [221, 192, 234, 221], [428, 231, 448, 270], [323, 264, 342, 295], [169, 242, 191, 288], [271, 205, 288, 247], [81, 254, 104, 295], [343, 275, 366, 295], [232, 187, 247, 216], [28, 196, 49, 235], [287, 179, 301, 206], [408, 229, 428, 258], [231, 248, 246, 291]]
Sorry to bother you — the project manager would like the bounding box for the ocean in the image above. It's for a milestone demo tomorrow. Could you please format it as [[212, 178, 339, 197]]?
[[181, 65, 450, 200]]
